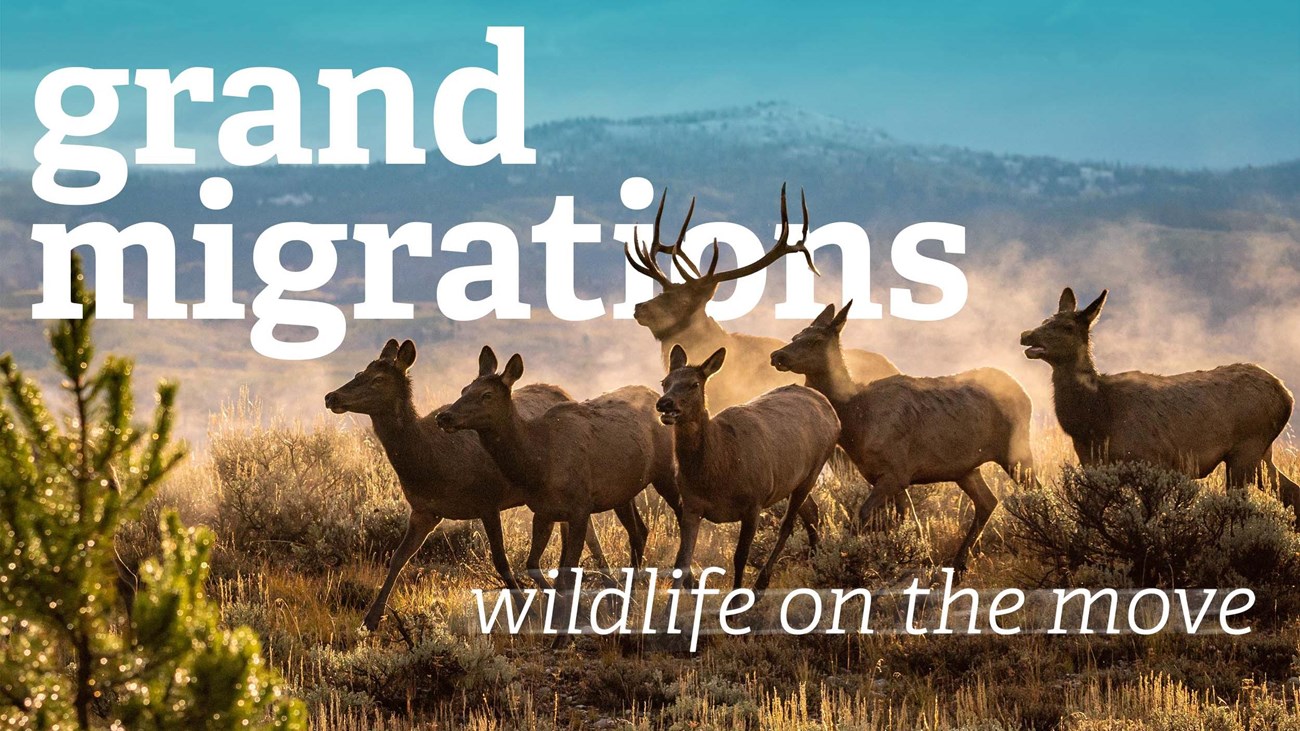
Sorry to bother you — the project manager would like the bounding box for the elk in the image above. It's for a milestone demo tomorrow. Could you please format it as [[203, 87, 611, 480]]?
[[626, 186, 900, 411], [657, 345, 840, 591], [1021, 287, 1300, 514], [435, 347, 681, 597], [325, 339, 614, 631], [771, 302, 1038, 571]]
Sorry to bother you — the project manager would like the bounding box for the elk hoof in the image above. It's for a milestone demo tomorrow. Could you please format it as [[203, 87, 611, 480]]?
[[361, 610, 383, 632], [527, 570, 553, 591]]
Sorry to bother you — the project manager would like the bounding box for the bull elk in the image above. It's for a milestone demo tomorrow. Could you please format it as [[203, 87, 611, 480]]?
[[626, 186, 899, 411], [771, 303, 1038, 572], [325, 339, 612, 630], [657, 345, 840, 591], [1021, 287, 1300, 514], [435, 347, 681, 598]]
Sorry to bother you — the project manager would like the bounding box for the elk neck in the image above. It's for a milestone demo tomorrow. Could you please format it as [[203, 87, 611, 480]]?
[[657, 310, 727, 358], [1048, 346, 1109, 441], [801, 340, 858, 407], [473, 401, 546, 491], [670, 407, 715, 482], [367, 389, 429, 482]]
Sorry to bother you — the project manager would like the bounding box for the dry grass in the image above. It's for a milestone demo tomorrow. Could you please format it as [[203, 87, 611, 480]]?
[[120, 399, 1300, 730]]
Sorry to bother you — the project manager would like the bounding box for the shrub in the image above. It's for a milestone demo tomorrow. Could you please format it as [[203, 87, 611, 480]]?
[[811, 522, 930, 589], [310, 628, 514, 714], [807, 464, 932, 589], [1004, 462, 1300, 599], [209, 411, 408, 572]]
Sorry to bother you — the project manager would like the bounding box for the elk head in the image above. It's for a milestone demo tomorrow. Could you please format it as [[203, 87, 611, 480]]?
[[325, 338, 416, 415], [1020, 287, 1107, 365], [770, 301, 852, 375], [436, 346, 523, 433], [627, 185, 819, 339], [656, 344, 726, 425]]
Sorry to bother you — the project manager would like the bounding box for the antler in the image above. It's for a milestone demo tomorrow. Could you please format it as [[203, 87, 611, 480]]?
[[624, 184, 818, 288], [689, 184, 817, 286], [623, 190, 699, 286]]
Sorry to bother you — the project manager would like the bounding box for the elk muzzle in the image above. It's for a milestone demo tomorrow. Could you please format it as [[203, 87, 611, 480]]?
[[1020, 331, 1047, 359], [770, 350, 792, 372], [655, 396, 681, 425], [324, 392, 348, 414], [434, 411, 462, 433]]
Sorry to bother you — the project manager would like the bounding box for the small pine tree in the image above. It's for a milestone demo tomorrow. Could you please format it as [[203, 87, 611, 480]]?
[[0, 258, 304, 729]]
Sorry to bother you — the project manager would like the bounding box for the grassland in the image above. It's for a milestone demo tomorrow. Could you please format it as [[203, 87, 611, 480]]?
[[110, 391, 1300, 731]]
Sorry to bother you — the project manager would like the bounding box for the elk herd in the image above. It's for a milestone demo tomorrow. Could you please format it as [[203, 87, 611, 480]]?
[[325, 187, 1300, 631]]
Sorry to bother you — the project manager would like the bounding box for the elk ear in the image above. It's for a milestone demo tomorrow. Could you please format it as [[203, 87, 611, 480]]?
[[380, 338, 400, 361], [700, 348, 726, 378], [830, 300, 853, 334], [810, 303, 836, 328], [396, 340, 417, 371], [669, 344, 688, 371], [478, 346, 498, 376], [501, 354, 524, 388], [1058, 287, 1077, 313], [1080, 289, 1107, 326]]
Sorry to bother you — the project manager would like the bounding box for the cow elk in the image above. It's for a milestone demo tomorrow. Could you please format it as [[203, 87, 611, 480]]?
[[771, 303, 1038, 572], [1021, 287, 1300, 514], [627, 186, 899, 411], [435, 347, 682, 598], [325, 339, 608, 630], [657, 345, 840, 591]]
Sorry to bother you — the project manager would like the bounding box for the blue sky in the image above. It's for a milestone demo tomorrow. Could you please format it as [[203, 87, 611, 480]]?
[[1, 1, 1297, 170]]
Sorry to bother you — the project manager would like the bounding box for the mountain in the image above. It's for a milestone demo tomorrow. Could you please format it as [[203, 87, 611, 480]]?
[[1, 101, 1297, 308], [1, 102, 1297, 441]]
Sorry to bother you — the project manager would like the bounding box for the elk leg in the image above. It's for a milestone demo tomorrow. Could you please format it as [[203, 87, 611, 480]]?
[[1006, 419, 1039, 489], [633, 500, 650, 546], [363, 510, 442, 631], [527, 516, 555, 590], [1224, 442, 1268, 491], [797, 497, 821, 551], [731, 510, 759, 590], [672, 510, 704, 590], [558, 513, 590, 615], [653, 473, 684, 522], [613, 501, 646, 570], [1263, 447, 1300, 519], [892, 492, 909, 521], [952, 471, 997, 574], [754, 479, 816, 592], [583, 522, 614, 574], [480, 511, 523, 595], [1274, 468, 1300, 518], [547, 513, 590, 646], [856, 475, 908, 531]]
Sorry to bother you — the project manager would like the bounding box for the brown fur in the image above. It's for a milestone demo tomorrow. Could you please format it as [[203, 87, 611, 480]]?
[[771, 303, 1038, 571], [637, 301, 899, 410], [1022, 288, 1300, 513], [627, 188, 898, 411], [326, 339, 604, 630], [437, 347, 681, 595], [658, 345, 840, 590]]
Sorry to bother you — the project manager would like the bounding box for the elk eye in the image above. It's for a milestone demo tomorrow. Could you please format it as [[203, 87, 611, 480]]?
[[481, 392, 492, 401], [692, 383, 700, 390]]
